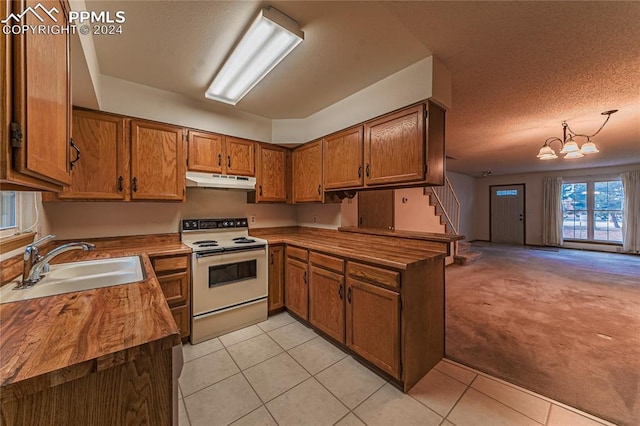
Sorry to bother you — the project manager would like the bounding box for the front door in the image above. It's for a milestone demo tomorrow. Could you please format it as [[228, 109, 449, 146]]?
[[490, 184, 525, 244]]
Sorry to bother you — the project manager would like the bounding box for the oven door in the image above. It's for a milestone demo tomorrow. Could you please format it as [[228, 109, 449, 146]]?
[[192, 248, 268, 316]]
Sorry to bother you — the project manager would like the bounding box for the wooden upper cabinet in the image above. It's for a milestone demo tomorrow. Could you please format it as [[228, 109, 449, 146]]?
[[2, 0, 71, 190], [323, 126, 364, 190], [225, 137, 255, 176], [55, 109, 127, 200], [346, 277, 401, 379], [187, 130, 224, 173], [130, 120, 185, 201], [256, 144, 287, 202], [293, 140, 323, 203], [364, 104, 425, 186]]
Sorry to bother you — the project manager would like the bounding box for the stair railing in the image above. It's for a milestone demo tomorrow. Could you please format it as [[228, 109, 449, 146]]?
[[427, 175, 460, 235]]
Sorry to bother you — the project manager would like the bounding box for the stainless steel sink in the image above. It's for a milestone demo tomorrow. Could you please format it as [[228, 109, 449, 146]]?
[[0, 256, 144, 304]]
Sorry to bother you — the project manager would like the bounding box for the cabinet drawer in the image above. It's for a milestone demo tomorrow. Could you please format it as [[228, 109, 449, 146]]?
[[287, 246, 309, 262], [310, 251, 344, 273], [152, 255, 189, 274], [157, 271, 189, 306], [170, 303, 190, 340], [347, 262, 399, 289]]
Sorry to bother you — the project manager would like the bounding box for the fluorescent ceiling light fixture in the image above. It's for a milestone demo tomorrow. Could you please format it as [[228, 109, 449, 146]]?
[[205, 7, 304, 105]]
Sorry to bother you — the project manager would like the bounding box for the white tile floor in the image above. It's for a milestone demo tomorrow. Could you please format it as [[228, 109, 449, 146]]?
[[179, 312, 615, 426]]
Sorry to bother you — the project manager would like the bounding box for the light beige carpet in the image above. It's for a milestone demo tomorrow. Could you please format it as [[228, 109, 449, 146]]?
[[445, 243, 640, 426]]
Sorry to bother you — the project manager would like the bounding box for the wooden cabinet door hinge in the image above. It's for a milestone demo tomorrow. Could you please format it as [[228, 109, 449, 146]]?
[[10, 122, 23, 148]]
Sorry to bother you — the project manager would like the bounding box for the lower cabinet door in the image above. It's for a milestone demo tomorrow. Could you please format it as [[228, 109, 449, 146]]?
[[346, 278, 401, 379], [309, 266, 345, 343], [171, 304, 190, 340], [285, 257, 308, 320], [268, 245, 285, 312]]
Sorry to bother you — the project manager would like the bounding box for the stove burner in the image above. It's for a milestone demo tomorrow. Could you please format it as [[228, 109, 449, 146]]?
[[232, 237, 256, 244], [194, 240, 218, 245], [198, 243, 220, 248]]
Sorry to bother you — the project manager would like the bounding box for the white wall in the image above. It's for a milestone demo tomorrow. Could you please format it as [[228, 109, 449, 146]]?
[[447, 171, 475, 241], [296, 203, 342, 229], [394, 188, 445, 233], [473, 163, 640, 247], [271, 56, 451, 143], [100, 76, 273, 142], [42, 189, 296, 240]]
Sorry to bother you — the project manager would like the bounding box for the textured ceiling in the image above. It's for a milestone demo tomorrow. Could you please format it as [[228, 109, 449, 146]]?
[[85, 1, 640, 176]]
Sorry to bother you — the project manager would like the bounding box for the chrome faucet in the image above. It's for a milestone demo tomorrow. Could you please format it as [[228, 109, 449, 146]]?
[[21, 235, 96, 287]]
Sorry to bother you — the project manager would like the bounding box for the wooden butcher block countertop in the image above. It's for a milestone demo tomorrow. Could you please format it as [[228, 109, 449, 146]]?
[[250, 227, 455, 270], [0, 234, 190, 401]]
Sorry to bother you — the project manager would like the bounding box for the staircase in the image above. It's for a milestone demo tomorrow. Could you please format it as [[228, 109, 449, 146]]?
[[423, 176, 482, 265]]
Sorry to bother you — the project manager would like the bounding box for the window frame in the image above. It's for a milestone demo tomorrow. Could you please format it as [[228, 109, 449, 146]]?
[[562, 175, 623, 244], [0, 191, 19, 238]]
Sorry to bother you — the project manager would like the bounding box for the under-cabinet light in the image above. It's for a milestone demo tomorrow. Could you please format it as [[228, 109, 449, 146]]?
[[205, 7, 304, 105]]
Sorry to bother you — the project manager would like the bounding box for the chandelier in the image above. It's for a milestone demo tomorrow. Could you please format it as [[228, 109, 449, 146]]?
[[536, 110, 618, 160]]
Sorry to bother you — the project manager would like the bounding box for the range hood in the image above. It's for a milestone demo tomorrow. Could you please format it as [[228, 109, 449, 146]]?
[[186, 171, 256, 191]]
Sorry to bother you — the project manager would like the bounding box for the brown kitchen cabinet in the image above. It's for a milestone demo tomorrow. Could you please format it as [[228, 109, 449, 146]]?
[[150, 253, 191, 341], [1, 0, 72, 191], [186, 132, 255, 176], [50, 109, 128, 200], [309, 252, 345, 343], [364, 101, 445, 187], [323, 126, 364, 190], [292, 140, 323, 203], [254, 143, 288, 203], [130, 119, 186, 201], [285, 247, 309, 320], [346, 276, 401, 379], [268, 245, 285, 313]]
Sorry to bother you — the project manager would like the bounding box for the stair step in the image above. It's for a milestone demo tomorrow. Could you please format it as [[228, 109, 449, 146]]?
[[454, 250, 482, 265], [457, 241, 472, 253]]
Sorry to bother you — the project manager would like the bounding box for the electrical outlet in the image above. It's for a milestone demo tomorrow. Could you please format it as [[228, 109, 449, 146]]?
[[250, 215, 256, 224], [313, 215, 318, 223]]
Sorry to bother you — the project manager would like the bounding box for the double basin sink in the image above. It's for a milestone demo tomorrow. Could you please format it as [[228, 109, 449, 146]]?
[[0, 256, 144, 305]]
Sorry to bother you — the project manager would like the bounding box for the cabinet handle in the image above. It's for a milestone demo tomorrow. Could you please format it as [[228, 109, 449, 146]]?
[[358, 165, 362, 178], [317, 184, 321, 195], [259, 185, 263, 196], [365, 163, 370, 177], [227, 155, 231, 168], [347, 287, 352, 303], [117, 176, 123, 192], [218, 153, 222, 166], [132, 177, 138, 192], [303, 271, 307, 284], [69, 138, 80, 170], [270, 253, 274, 265], [338, 283, 344, 300]]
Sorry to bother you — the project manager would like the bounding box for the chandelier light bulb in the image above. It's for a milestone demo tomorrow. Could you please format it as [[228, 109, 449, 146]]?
[[537, 145, 556, 158], [580, 140, 600, 154], [560, 138, 580, 154], [564, 150, 585, 159]]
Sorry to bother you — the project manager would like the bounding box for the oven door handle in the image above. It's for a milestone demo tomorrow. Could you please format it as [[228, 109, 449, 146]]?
[[195, 251, 225, 258]]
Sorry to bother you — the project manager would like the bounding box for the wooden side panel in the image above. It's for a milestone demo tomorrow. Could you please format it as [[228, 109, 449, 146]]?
[[12, 0, 71, 187], [309, 266, 345, 343], [187, 130, 224, 173], [346, 278, 400, 379], [257, 144, 287, 202], [285, 256, 308, 320], [323, 126, 364, 190], [425, 101, 445, 186], [0, 348, 173, 426], [357, 189, 394, 230], [292, 140, 323, 203], [268, 245, 285, 312], [57, 109, 127, 200], [225, 137, 255, 176], [364, 104, 425, 186], [130, 120, 184, 201]]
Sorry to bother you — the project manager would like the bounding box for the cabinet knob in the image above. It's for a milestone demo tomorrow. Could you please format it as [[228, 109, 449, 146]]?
[[357, 165, 362, 178], [218, 153, 222, 167], [117, 176, 123, 192], [347, 287, 352, 303], [303, 271, 307, 284], [338, 283, 344, 300], [365, 163, 370, 177], [227, 155, 231, 168], [270, 253, 274, 265], [132, 177, 138, 192], [259, 185, 263, 196], [317, 184, 321, 195]]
